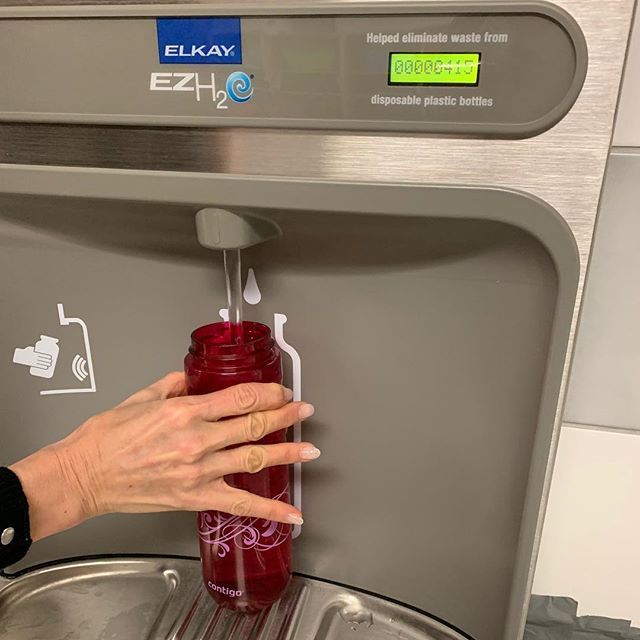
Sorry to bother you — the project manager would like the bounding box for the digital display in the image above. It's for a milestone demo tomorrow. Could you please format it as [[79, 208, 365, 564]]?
[[388, 52, 481, 86]]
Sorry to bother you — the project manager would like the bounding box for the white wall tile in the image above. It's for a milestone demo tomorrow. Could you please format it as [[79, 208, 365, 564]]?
[[564, 150, 640, 429], [533, 425, 640, 625], [613, 9, 640, 146]]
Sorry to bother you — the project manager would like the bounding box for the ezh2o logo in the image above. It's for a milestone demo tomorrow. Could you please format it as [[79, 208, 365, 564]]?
[[226, 71, 253, 103]]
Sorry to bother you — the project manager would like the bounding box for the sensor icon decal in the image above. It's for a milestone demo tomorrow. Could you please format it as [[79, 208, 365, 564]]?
[[12, 303, 97, 396]]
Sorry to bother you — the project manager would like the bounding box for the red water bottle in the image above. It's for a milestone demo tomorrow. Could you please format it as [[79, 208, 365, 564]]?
[[184, 321, 292, 611]]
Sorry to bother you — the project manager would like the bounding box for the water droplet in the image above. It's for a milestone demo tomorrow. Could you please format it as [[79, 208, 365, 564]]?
[[339, 601, 374, 631], [243, 268, 262, 305]]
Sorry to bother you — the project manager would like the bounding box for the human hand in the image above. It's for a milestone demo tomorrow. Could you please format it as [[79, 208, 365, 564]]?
[[12, 346, 53, 370], [11, 373, 317, 541]]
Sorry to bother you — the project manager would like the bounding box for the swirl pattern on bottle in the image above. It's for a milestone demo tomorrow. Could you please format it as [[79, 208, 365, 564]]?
[[198, 489, 291, 557]]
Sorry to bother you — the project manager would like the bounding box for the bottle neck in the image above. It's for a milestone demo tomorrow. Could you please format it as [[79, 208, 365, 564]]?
[[189, 321, 278, 371]]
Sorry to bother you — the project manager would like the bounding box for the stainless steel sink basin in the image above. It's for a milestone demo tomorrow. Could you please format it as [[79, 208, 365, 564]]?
[[0, 557, 472, 640]]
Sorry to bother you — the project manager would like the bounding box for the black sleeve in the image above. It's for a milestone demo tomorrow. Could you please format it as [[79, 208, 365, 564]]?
[[0, 467, 32, 571]]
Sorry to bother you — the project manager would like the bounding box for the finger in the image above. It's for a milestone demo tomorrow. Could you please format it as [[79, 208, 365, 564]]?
[[213, 484, 304, 526], [210, 402, 314, 449], [148, 372, 189, 399], [191, 382, 293, 422], [118, 371, 188, 407], [211, 442, 321, 476]]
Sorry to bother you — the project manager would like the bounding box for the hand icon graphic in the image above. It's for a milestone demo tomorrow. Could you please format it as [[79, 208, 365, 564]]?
[[13, 336, 60, 379], [13, 346, 53, 370]]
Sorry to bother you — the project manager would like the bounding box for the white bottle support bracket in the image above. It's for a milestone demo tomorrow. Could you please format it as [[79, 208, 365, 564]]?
[[273, 313, 303, 539]]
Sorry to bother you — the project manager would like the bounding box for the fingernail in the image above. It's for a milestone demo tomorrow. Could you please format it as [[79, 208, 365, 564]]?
[[301, 446, 321, 460], [287, 513, 304, 526], [299, 403, 315, 420], [283, 387, 294, 401]]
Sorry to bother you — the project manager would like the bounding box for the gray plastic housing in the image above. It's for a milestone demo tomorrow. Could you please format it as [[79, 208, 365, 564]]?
[[0, 166, 579, 640], [0, 2, 588, 137], [196, 208, 282, 250]]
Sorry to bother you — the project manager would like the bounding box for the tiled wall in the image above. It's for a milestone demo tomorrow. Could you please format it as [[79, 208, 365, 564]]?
[[613, 8, 640, 148], [533, 426, 640, 625], [532, 11, 640, 624]]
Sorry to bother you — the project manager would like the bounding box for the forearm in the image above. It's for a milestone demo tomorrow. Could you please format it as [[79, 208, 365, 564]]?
[[10, 444, 93, 542]]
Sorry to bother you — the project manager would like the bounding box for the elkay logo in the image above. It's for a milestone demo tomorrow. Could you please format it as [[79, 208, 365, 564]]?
[[156, 17, 242, 64]]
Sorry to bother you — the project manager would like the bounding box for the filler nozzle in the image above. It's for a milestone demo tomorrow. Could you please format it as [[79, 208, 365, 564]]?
[[195, 208, 281, 251]]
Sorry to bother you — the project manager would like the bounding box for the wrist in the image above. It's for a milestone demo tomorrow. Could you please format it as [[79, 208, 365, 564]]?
[[0, 467, 31, 567], [10, 442, 98, 542]]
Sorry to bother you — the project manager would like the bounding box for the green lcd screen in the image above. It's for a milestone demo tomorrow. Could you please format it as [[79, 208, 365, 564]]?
[[388, 52, 481, 86]]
